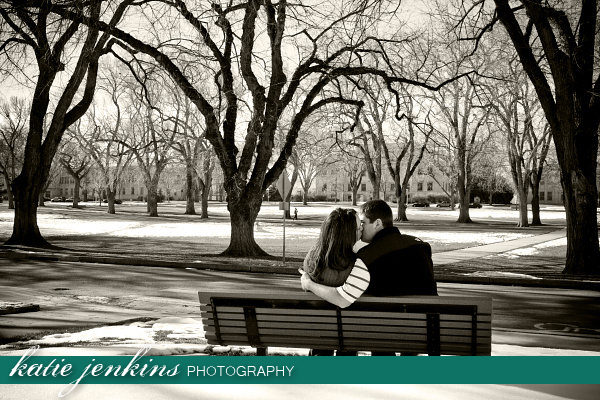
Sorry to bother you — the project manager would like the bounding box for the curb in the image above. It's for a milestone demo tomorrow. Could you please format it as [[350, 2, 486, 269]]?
[[2, 249, 600, 291]]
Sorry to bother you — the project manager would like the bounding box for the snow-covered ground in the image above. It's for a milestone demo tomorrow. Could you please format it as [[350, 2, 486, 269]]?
[[2, 316, 598, 357], [0, 204, 562, 246]]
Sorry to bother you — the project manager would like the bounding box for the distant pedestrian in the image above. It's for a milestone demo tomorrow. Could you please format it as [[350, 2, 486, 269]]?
[[294, 208, 298, 220]]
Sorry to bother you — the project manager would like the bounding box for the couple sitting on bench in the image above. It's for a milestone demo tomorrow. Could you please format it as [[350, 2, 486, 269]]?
[[299, 200, 438, 356]]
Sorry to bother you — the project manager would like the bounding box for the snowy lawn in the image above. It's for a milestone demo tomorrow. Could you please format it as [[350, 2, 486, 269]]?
[[0, 202, 565, 256]]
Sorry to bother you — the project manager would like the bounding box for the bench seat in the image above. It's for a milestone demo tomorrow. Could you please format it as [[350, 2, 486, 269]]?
[[198, 290, 492, 356]]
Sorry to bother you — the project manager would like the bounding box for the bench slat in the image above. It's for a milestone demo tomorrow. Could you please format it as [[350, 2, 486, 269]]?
[[342, 312, 491, 322], [204, 328, 491, 342], [203, 312, 491, 326], [203, 309, 491, 322]]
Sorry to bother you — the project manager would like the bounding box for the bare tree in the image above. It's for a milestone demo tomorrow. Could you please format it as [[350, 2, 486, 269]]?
[[342, 152, 366, 206], [430, 63, 493, 222], [459, 0, 600, 275], [381, 86, 434, 221], [124, 75, 174, 217], [69, 63, 134, 215], [49, 0, 471, 256], [486, 61, 551, 227], [0, 0, 129, 246], [470, 140, 512, 206], [164, 84, 214, 216], [196, 148, 215, 218], [295, 123, 338, 205], [58, 138, 91, 208], [337, 98, 385, 202], [0, 97, 27, 209], [529, 124, 552, 226], [169, 90, 204, 215], [38, 157, 62, 207]]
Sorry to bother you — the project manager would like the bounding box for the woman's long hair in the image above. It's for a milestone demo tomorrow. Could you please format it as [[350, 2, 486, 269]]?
[[304, 208, 358, 282]]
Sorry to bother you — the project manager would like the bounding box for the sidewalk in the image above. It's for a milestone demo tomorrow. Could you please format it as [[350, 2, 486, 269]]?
[[431, 229, 600, 290]]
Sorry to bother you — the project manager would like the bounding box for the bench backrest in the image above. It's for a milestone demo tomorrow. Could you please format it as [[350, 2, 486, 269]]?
[[198, 290, 492, 356]]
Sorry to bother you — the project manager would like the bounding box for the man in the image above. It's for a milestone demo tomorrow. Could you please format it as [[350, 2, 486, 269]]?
[[300, 200, 437, 355]]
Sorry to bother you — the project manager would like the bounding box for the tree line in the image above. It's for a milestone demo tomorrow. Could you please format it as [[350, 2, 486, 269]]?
[[0, 0, 598, 274]]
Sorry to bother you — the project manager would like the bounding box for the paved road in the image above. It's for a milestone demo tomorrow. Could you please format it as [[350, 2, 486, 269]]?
[[1, 258, 598, 351]]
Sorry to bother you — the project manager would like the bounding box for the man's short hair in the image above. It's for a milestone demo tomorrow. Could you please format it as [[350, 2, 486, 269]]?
[[361, 200, 393, 228]]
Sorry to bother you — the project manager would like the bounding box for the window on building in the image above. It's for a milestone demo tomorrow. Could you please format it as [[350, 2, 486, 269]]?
[[348, 184, 351, 191], [540, 192, 545, 201], [417, 182, 423, 191], [427, 166, 433, 174], [141, 187, 145, 194], [131, 187, 135, 195], [540, 180, 545, 186], [390, 183, 395, 191], [406, 183, 410, 191], [547, 191, 553, 201], [427, 182, 433, 191], [417, 167, 423, 175], [361, 183, 366, 191], [70, 188, 73, 196], [122, 187, 126, 195], [322, 184, 327, 192]]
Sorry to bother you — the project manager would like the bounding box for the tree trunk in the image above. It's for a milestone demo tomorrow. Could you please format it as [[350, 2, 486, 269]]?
[[450, 191, 457, 211], [396, 189, 408, 222], [488, 190, 493, 206], [7, 184, 15, 209], [561, 167, 599, 275], [82, 189, 88, 202], [73, 178, 81, 208], [371, 187, 380, 200], [517, 187, 529, 227], [184, 165, 196, 215], [38, 193, 45, 207], [5, 174, 49, 247], [222, 198, 268, 257], [201, 180, 210, 218], [456, 175, 472, 223], [352, 189, 358, 206], [106, 188, 116, 214], [147, 184, 158, 217], [530, 181, 542, 226], [4, 174, 14, 209], [302, 187, 309, 205]]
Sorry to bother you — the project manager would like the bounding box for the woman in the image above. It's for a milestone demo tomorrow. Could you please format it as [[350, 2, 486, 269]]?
[[302, 208, 362, 287], [301, 208, 362, 356]]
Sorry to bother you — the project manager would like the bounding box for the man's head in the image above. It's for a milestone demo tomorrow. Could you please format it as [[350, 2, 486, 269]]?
[[360, 200, 393, 242]]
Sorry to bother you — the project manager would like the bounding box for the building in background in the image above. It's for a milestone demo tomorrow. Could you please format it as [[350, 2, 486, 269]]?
[[45, 159, 593, 207]]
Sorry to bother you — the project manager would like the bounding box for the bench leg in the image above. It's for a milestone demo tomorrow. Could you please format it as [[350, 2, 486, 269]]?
[[256, 347, 267, 356]]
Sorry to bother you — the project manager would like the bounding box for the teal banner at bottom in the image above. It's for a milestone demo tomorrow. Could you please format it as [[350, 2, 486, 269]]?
[[1, 349, 599, 387]]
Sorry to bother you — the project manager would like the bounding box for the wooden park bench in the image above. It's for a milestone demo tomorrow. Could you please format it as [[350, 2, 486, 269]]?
[[198, 290, 492, 356]]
